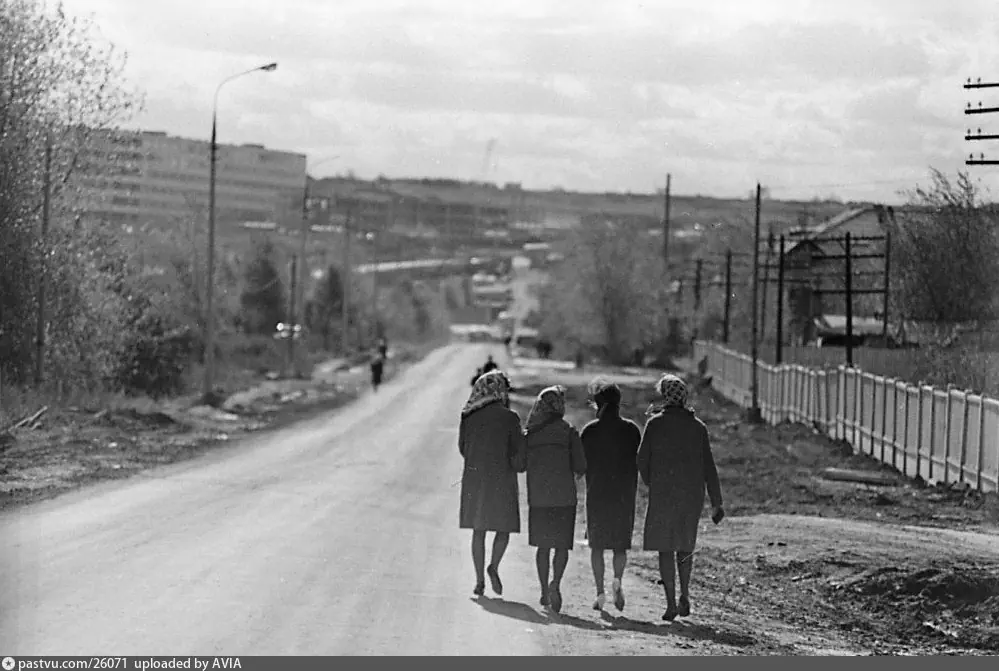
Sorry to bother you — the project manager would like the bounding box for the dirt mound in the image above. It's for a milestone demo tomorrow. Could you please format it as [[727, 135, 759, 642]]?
[[828, 562, 999, 652]]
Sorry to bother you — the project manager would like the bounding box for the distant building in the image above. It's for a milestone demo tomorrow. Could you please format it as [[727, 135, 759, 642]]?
[[77, 130, 306, 226]]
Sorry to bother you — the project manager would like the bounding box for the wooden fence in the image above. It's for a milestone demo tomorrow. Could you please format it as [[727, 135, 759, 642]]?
[[694, 340, 999, 493]]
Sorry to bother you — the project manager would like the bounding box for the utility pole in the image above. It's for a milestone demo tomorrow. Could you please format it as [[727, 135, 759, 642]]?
[[293, 182, 309, 377], [844, 232, 854, 368], [882, 231, 891, 340], [964, 78, 999, 164], [341, 204, 352, 354], [693, 258, 703, 310], [775, 235, 786, 365], [287, 255, 297, 376], [760, 227, 774, 341], [723, 249, 732, 344], [748, 183, 763, 423], [662, 173, 672, 270], [35, 133, 52, 386]]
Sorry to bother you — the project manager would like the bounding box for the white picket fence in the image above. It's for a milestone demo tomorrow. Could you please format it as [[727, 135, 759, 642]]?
[[694, 340, 999, 493]]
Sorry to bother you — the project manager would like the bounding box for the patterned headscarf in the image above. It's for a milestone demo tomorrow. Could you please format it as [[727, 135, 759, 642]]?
[[526, 385, 566, 434], [587, 377, 622, 419], [647, 373, 690, 416], [462, 370, 510, 417]]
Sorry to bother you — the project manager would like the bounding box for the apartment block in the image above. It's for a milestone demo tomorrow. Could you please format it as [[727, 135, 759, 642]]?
[[77, 130, 307, 226]]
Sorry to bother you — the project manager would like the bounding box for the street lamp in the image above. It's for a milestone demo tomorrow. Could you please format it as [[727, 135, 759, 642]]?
[[202, 61, 278, 403]]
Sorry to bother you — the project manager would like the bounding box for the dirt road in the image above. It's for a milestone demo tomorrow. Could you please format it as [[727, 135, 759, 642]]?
[[0, 345, 558, 656], [3, 344, 998, 656]]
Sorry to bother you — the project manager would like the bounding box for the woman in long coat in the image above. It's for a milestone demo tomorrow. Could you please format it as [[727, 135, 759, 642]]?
[[581, 379, 641, 612], [637, 374, 725, 621], [459, 370, 527, 597], [525, 385, 587, 613]]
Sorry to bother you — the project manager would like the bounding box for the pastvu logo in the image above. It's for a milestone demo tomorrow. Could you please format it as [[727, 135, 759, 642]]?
[[2, 656, 14, 671]]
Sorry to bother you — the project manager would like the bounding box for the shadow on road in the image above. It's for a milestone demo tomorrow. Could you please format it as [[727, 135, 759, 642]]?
[[473, 596, 549, 625], [599, 612, 757, 647]]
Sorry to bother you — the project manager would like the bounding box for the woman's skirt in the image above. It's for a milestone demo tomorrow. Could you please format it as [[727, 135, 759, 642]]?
[[529, 505, 576, 550]]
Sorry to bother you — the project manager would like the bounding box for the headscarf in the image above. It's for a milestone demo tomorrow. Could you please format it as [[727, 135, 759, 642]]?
[[646, 373, 690, 416], [587, 377, 621, 419], [525, 385, 566, 434], [462, 370, 510, 417]]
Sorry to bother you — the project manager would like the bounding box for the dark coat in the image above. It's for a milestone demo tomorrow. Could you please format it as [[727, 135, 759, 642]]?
[[637, 407, 723, 552], [525, 419, 586, 508], [459, 402, 527, 532], [581, 410, 641, 550]]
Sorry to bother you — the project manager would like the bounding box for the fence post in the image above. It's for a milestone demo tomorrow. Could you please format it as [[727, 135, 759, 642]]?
[[891, 380, 899, 469], [902, 382, 910, 477], [927, 386, 935, 482], [880, 377, 889, 464], [977, 396, 987, 491], [959, 391, 970, 486], [944, 385, 954, 484], [915, 385, 924, 481], [854, 369, 862, 451]]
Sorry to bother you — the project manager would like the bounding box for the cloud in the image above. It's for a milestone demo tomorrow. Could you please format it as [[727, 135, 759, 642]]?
[[55, 0, 999, 201]]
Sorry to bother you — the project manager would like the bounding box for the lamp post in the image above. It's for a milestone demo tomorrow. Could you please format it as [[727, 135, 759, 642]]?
[[202, 61, 277, 404]]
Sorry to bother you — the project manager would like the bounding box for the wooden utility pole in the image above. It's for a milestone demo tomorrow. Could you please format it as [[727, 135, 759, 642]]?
[[775, 235, 786, 365], [287, 255, 297, 376], [342, 205, 352, 354], [845, 232, 854, 368], [748, 183, 763, 422], [662, 173, 672, 270], [882, 231, 891, 340], [723, 249, 732, 344], [35, 134, 52, 386], [693, 258, 703, 310]]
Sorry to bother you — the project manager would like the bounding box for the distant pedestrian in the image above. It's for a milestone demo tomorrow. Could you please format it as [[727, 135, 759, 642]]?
[[637, 374, 724, 622], [369, 354, 384, 391], [377, 337, 388, 360], [470, 367, 483, 387], [459, 371, 527, 597], [482, 355, 498, 374], [524, 385, 587, 613], [581, 379, 641, 612]]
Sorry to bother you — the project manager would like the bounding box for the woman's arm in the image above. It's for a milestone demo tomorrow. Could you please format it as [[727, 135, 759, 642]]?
[[569, 427, 587, 475], [458, 417, 467, 458], [509, 416, 528, 473], [636, 418, 654, 487], [702, 426, 723, 509]]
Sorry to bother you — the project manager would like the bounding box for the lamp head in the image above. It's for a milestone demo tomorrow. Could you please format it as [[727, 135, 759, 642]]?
[[260, 62, 278, 72]]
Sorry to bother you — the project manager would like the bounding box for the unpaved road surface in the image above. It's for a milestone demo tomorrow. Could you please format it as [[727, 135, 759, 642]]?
[[3, 344, 998, 656], [1, 345, 556, 656]]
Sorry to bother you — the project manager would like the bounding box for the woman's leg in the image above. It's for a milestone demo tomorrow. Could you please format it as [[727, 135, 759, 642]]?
[[590, 548, 605, 595], [611, 550, 628, 610], [471, 531, 487, 593], [487, 532, 510, 594], [552, 549, 569, 587], [490, 532, 510, 568], [535, 547, 551, 598], [658, 551, 679, 619], [677, 551, 694, 615]]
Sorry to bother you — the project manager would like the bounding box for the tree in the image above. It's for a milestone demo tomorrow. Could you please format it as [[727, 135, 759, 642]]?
[[539, 219, 663, 364], [239, 239, 285, 335], [889, 170, 999, 324], [0, 0, 142, 387], [309, 265, 344, 349]]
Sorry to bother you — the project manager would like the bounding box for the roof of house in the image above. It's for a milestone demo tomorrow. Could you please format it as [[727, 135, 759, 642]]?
[[787, 206, 878, 255]]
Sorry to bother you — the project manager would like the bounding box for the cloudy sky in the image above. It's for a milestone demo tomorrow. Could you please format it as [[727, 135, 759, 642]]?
[[59, 0, 999, 202]]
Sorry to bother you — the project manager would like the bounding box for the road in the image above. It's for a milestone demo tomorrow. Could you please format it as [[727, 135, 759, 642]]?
[[0, 344, 553, 656]]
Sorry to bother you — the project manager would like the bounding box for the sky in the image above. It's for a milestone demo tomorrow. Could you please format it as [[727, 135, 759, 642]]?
[[58, 0, 999, 203]]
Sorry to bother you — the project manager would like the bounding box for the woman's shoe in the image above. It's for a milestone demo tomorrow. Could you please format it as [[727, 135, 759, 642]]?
[[592, 592, 606, 611], [473, 581, 486, 597], [548, 581, 563, 614], [662, 605, 679, 621], [678, 595, 690, 617], [486, 564, 503, 596], [540, 592, 549, 607], [612, 578, 625, 611]]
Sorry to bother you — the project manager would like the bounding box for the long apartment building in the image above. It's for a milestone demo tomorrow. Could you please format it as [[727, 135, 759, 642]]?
[[77, 130, 306, 226]]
